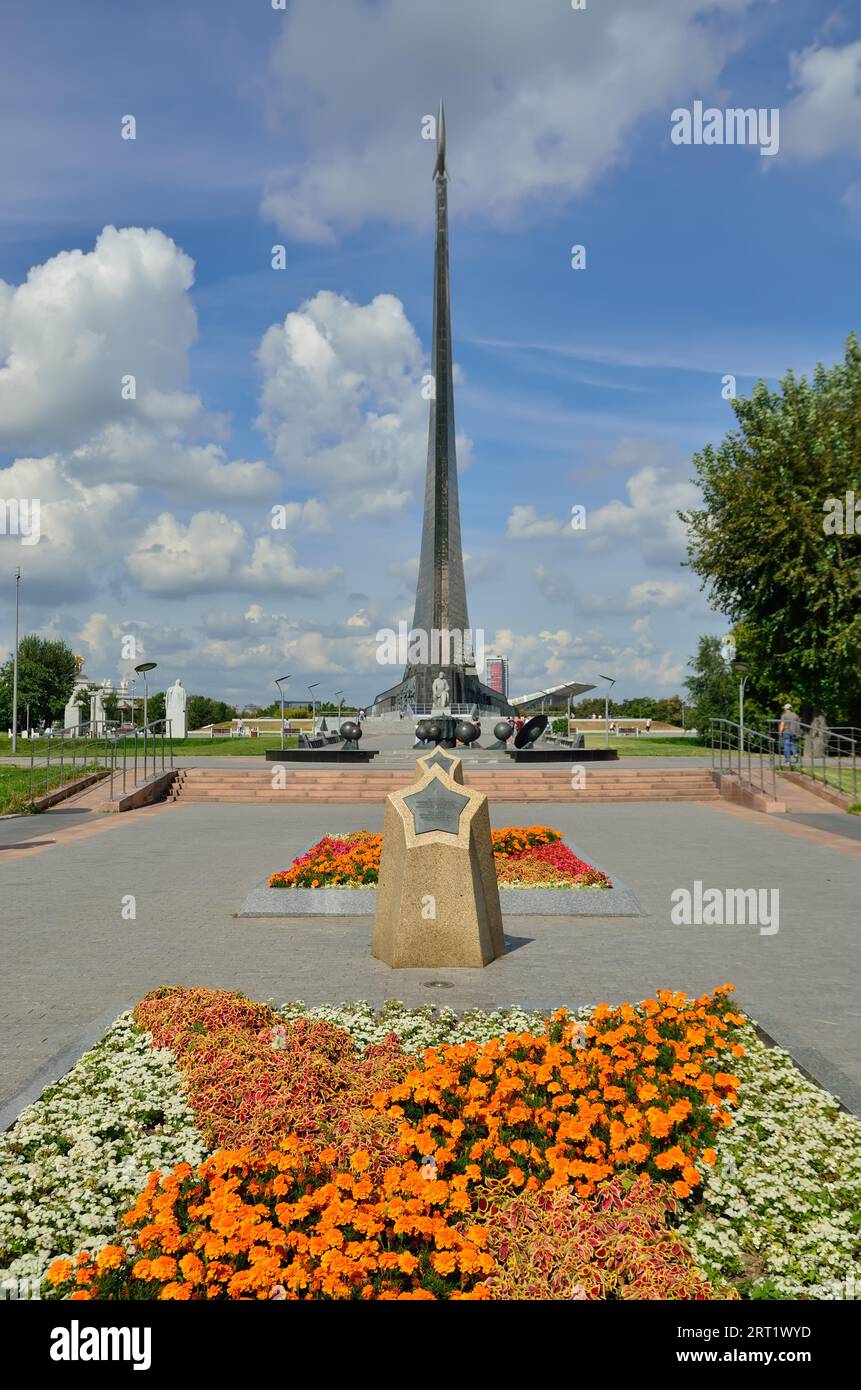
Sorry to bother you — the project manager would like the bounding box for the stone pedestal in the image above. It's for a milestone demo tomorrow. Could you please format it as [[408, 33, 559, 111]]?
[[371, 764, 505, 969], [64, 698, 82, 731], [168, 710, 188, 740]]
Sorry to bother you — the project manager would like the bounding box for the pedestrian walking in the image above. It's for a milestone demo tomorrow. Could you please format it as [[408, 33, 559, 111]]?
[[778, 703, 800, 764]]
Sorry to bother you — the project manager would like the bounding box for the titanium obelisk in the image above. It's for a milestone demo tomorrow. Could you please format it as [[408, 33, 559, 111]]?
[[373, 103, 510, 715]]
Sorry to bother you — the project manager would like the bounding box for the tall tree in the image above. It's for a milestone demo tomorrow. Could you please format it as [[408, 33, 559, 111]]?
[[684, 636, 738, 732], [0, 635, 77, 729], [681, 334, 861, 723]]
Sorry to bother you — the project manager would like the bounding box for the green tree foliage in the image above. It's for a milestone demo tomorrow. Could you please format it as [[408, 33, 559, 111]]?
[[683, 636, 738, 732], [186, 696, 237, 730], [568, 695, 686, 725], [144, 690, 165, 725], [0, 635, 77, 729], [681, 334, 861, 723]]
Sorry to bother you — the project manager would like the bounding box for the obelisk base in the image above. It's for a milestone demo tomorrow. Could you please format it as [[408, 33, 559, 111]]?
[[371, 765, 505, 969]]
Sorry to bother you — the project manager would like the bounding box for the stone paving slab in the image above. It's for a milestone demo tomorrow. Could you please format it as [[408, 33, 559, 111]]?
[[1, 800, 860, 1118]]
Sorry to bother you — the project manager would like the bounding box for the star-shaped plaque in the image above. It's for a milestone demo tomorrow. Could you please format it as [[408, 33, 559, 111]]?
[[422, 749, 457, 773], [404, 778, 470, 836]]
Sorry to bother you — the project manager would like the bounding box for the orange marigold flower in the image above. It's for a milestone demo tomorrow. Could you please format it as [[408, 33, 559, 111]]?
[[160, 1281, 193, 1300], [96, 1244, 126, 1271], [47, 1258, 73, 1286]]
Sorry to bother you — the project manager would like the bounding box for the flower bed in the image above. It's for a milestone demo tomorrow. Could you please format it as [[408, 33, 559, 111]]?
[[7, 991, 859, 1301], [47, 985, 745, 1300], [268, 825, 612, 890], [0, 1015, 204, 1290]]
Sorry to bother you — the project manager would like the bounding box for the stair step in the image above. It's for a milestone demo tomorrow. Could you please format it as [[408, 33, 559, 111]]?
[[169, 765, 718, 805]]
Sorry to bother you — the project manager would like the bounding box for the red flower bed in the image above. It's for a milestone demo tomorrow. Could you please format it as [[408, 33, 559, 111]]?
[[268, 825, 610, 888], [497, 840, 611, 887], [135, 987, 409, 1164], [478, 1174, 734, 1300]]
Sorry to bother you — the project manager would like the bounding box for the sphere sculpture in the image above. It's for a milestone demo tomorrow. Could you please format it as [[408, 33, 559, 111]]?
[[339, 720, 362, 751], [455, 719, 480, 745], [424, 719, 442, 745], [493, 720, 514, 743], [415, 719, 431, 743]]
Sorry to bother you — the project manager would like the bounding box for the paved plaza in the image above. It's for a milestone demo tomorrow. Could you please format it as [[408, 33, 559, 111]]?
[[2, 788, 860, 1124]]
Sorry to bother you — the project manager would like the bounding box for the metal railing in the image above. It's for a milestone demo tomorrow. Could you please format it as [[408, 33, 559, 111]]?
[[27, 721, 117, 802], [776, 720, 859, 802], [108, 720, 174, 799], [709, 719, 779, 800], [397, 704, 489, 717]]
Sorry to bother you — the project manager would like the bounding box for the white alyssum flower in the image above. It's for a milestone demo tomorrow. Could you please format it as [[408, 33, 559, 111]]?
[[0, 1013, 204, 1291], [679, 1027, 861, 1299], [278, 999, 548, 1051]]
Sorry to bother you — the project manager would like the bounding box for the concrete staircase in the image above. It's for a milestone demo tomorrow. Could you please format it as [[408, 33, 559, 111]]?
[[169, 766, 720, 805]]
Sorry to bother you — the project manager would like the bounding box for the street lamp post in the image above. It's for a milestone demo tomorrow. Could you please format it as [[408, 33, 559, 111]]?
[[308, 683, 320, 736], [733, 663, 750, 755], [134, 662, 157, 730], [11, 568, 20, 753], [598, 674, 616, 749], [275, 675, 291, 750], [721, 636, 749, 755]]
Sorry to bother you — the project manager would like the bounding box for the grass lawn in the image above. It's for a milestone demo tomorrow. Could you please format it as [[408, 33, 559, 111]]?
[[580, 734, 708, 756], [0, 763, 106, 815], [783, 763, 861, 800], [168, 736, 299, 756], [0, 734, 299, 760]]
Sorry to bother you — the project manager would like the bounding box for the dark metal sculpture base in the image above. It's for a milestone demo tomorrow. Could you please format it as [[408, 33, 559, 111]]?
[[265, 750, 379, 763], [417, 715, 458, 748], [506, 748, 620, 763]]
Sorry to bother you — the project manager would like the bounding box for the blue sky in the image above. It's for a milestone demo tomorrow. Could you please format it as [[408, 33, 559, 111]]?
[[1, 0, 859, 710]]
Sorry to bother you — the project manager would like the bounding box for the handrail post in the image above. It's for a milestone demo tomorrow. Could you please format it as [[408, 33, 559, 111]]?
[[29, 733, 35, 801], [45, 735, 52, 798]]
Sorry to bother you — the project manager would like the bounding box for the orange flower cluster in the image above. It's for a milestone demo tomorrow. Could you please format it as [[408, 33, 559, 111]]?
[[269, 832, 382, 887], [489, 825, 562, 854], [372, 987, 743, 1200], [47, 1140, 495, 1301]]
